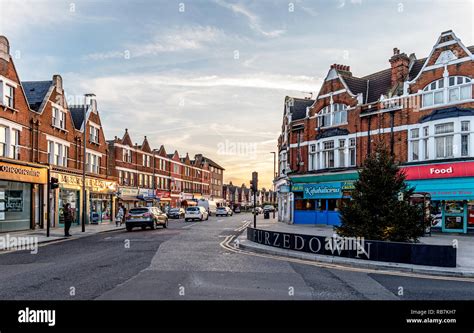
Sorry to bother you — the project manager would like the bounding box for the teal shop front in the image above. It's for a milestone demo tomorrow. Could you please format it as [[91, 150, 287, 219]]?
[[407, 177, 474, 234], [292, 174, 356, 225]]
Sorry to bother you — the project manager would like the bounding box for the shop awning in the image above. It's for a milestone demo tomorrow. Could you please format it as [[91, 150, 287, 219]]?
[[408, 178, 474, 200], [119, 196, 141, 201]]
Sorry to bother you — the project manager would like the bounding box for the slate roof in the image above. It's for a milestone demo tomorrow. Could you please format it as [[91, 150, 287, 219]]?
[[69, 105, 87, 130], [419, 107, 474, 123], [21, 81, 52, 112], [338, 45, 474, 105], [288, 98, 314, 121], [195, 154, 225, 170]]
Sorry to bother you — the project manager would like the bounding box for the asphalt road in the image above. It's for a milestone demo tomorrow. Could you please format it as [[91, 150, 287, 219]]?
[[0, 213, 473, 300]]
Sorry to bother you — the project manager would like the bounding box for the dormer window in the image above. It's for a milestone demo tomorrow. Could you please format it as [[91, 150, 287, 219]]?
[[422, 76, 471, 108], [318, 103, 347, 128]]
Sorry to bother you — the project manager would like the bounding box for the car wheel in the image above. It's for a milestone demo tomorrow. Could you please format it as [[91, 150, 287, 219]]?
[[185, 218, 189, 222], [163, 219, 168, 228], [126, 226, 133, 232]]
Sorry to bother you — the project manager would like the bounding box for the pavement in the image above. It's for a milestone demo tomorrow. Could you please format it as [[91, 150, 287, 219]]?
[[238, 215, 474, 278], [0, 222, 125, 252]]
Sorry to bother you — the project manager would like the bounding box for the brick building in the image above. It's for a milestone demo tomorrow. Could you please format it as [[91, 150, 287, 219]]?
[[276, 30, 474, 234], [108, 131, 214, 210], [0, 35, 116, 232], [194, 154, 225, 204]]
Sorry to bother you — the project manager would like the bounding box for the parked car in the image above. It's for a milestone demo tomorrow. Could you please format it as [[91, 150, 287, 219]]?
[[125, 207, 168, 231], [263, 205, 275, 212], [234, 206, 241, 213], [252, 207, 263, 215], [167, 208, 185, 219], [216, 206, 233, 217], [185, 206, 209, 222]]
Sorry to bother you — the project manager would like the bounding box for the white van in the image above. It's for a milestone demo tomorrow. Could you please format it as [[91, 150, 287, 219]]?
[[197, 199, 217, 216]]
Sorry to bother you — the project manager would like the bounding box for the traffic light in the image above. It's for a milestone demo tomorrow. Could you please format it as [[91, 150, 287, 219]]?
[[50, 177, 59, 190], [250, 171, 258, 192]]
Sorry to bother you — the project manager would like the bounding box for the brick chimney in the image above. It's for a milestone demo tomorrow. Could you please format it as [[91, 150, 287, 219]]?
[[330, 64, 352, 76], [389, 47, 410, 87]]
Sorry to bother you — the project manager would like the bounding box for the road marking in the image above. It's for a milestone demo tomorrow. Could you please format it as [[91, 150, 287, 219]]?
[[219, 231, 474, 283], [182, 223, 198, 229]]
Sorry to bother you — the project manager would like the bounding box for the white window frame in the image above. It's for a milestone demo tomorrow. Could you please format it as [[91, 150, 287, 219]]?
[[422, 76, 472, 108], [317, 103, 348, 128]]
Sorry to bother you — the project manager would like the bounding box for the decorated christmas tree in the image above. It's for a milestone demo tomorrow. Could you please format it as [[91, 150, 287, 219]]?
[[337, 142, 425, 242]]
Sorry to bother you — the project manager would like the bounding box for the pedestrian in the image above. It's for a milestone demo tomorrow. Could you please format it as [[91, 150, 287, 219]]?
[[116, 205, 124, 226], [63, 203, 74, 237]]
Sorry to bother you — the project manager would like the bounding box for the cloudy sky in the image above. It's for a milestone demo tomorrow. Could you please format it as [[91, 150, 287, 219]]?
[[0, 0, 472, 188]]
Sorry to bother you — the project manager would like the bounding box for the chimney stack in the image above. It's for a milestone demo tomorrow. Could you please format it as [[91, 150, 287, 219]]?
[[84, 93, 97, 113], [0, 36, 10, 75], [330, 63, 352, 76], [389, 47, 410, 88]]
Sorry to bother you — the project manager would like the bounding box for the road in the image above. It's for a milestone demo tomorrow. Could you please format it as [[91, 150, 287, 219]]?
[[0, 213, 473, 300]]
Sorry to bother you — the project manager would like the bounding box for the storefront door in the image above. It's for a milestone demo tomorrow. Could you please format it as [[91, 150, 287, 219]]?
[[58, 189, 80, 226], [442, 201, 468, 233]]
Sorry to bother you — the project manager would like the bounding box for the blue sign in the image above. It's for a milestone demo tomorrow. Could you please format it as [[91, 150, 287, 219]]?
[[303, 182, 342, 199]]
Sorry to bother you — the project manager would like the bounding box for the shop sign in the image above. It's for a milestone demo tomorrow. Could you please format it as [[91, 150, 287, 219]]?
[[52, 173, 117, 193], [120, 188, 139, 196], [291, 184, 304, 192], [341, 181, 355, 191], [181, 193, 193, 200], [138, 188, 155, 200], [0, 161, 47, 184], [155, 190, 170, 199], [303, 182, 342, 199], [403, 161, 474, 180], [279, 185, 290, 193]]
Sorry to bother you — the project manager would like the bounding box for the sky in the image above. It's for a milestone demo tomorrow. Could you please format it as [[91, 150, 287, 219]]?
[[0, 0, 473, 188]]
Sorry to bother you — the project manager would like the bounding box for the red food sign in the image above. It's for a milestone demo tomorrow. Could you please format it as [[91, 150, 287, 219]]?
[[402, 161, 474, 180]]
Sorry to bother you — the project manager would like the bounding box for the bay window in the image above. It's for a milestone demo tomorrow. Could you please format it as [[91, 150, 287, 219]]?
[[461, 121, 470, 157], [338, 139, 345, 167], [410, 128, 420, 161], [309, 144, 316, 171], [435, 122, 454, 158], [322, 140, 335, 168], [86, 153, 100, 173], [349, 138, 356, 166]]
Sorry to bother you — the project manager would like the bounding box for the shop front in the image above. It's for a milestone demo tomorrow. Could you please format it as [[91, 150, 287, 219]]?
[[156, 190, 171, 212], [138, 188, 157, 207], [0, 160, 48, 232], [52, 172, 117, 226], [403, 161, 474, 234], [275, 180, 292, 223], [290, 173, 357, 226], [118, 187, 140, 210]]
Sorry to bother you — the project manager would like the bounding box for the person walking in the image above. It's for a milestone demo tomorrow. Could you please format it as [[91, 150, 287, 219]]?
[[63, 203, 74, 237], [116, 205, 124, 226]]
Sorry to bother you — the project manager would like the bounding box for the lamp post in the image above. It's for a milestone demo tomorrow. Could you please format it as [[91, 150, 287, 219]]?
[[270, 151, 276, 219], [82, 95, 92, 232]]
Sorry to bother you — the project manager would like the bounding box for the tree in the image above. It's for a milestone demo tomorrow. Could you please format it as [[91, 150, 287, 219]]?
[[337, 142, 425, 242]]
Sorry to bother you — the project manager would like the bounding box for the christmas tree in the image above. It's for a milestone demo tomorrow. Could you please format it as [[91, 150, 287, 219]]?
[[337, 142, 425, 242]]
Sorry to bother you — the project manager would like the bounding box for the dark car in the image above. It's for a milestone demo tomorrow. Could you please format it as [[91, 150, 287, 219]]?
[[125, 207, 168, 231], [167, 208, 185, 219], [234, 206, 241, 213]]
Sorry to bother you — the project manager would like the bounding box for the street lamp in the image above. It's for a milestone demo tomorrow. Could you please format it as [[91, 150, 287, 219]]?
[[82, 94, 95, 232], [270, 151, 276, 219]]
